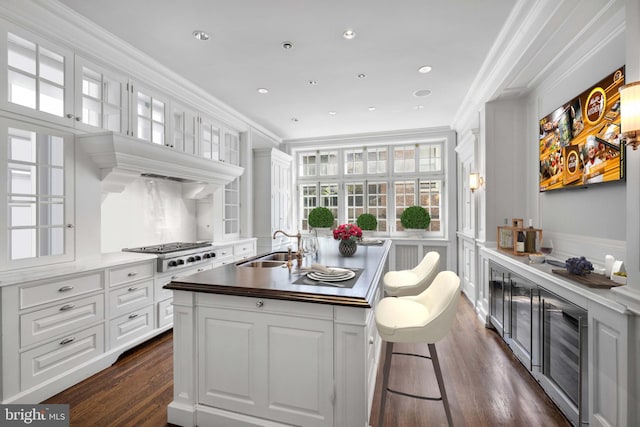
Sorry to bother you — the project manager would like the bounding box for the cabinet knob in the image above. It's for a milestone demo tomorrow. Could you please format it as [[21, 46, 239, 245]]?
[[256, 300, 264, 308], [369, 336, 374, 345], [75, 116, 82, 122], [66, 113, 75, 119], [66, 224, 74, 228]]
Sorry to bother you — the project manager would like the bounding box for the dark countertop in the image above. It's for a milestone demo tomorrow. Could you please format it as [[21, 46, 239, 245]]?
[[165, 238, 391, 307]]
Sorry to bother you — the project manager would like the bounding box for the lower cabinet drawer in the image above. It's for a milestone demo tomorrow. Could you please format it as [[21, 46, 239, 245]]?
[[158, 298, 173, 328], [108, 279, 153, 319], [20, 294, 105, 348], [109, 305, 154, 349], [109, 261, 154, 288], [20, 324, 105, 391], [20, 272, 104, 310]]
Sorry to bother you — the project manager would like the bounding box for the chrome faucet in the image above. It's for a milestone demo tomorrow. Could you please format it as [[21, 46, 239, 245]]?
[[273, 230, 303, 267]]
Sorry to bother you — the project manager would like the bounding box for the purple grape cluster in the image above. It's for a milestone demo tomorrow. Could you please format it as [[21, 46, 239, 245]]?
[[565, 256, 593, 276]]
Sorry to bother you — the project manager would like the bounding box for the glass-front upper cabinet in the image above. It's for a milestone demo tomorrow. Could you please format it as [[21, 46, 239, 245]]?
[[171, 103, 198, 155], [0, 118, 74, 270], [0, 23, 75, 127], [199, 115, 221, 161], [222, 129, 240, 165], [74, 57, 129, 134], [131, 82, 168, 145]]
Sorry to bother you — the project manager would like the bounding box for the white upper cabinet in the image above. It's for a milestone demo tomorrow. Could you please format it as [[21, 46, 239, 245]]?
[[0, 118, 74, 270], [199, 114, 221, 161], [223, 129, 240, 165], [0, 23, 75, 127], [73, 57, 129, 134], [130, 82, 169, 146], [171, 103, 198, 155]]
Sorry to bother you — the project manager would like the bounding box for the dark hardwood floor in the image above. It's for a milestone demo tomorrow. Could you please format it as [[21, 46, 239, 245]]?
[[44, 296, 571, 427]]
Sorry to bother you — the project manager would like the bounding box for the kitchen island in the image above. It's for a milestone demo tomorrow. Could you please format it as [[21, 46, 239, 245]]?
[[165, 238, 391, 427]]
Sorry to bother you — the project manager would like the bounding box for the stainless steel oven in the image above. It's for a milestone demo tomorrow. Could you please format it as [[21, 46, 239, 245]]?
[[539, 289, 588, 427]]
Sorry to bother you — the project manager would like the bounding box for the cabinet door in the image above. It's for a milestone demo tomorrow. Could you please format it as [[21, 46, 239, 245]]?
[[199, 115, 221, 160], [0, 119, 74, 269], [221, 129, 239, 165], [73, 56, 129, 134], [130, 82, 168, 146], [0, 22, 75, 128], [170, 102, 198, 154], [198, 305, 334, 427]]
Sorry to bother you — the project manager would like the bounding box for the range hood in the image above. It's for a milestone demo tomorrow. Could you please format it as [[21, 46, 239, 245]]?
[[77, 131, 244, 195]]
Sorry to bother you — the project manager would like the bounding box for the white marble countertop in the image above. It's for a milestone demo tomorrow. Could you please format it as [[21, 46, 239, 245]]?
[[0, 252, 158, 287]]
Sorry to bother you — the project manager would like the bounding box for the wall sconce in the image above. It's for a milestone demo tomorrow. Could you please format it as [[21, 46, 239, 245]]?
[[469, 172, 484, 192], [619, 81, 640, 150]]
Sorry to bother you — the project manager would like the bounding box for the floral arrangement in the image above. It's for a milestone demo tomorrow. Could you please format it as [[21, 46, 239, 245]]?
[[333, 223, 362, 242]]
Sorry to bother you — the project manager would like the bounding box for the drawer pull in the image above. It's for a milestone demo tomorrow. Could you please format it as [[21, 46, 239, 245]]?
[[60, 337, 75, 345], [171, 276, 178, 280], [128, 313, 139, 319], [58, 286, 74, 292], [197, 268, 204, 272], [59, 304, 75, 311], [128, 287, 137, 292], [127, 272, 138, 277]]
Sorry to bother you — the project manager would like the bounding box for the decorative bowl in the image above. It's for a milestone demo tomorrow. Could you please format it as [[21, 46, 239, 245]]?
[[529, 253, 546, 263]]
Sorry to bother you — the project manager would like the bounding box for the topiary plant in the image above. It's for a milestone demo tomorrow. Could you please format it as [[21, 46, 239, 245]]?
[[356, 213, 378, 231], [308, 206, 334, 228], [400, 206, 430, 229]]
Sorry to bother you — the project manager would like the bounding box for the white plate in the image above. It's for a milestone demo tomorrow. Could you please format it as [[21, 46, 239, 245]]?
[[307, 270, 355, 282]]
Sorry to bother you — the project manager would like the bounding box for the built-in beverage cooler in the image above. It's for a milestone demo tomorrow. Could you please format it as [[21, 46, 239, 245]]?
[[539, 289, 588, 427], [508, 274, 539, 371], [489, 263, 510, 337], [488, 262, 588, 427]]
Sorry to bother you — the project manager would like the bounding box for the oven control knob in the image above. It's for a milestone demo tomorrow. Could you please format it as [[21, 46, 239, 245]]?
[[203, 253, 211, 259], [194, 255, 202, 261], [168, 260, 178, 267], [187, 257, 195, 263], [177, 259, 185, 265]]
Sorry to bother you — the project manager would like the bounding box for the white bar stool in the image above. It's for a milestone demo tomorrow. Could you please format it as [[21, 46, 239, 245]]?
[[375, 270, 461, 427], [383, 251, 440, 296]]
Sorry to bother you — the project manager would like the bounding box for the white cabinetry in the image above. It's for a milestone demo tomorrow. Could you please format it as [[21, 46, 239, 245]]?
[[197, 297, 334, 427], [253, 148, 292, 254], [0, 256, 173, 404], [171, 103, 198, 155]]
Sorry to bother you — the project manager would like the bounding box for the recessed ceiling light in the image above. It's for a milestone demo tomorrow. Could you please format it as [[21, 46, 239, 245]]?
[[257, 88, 269, 94], [281, 41, 293, 49], [308, 80, 318, 85], [192, 30, 210, 41], [413, 89, 432, 97], [418, 65, 432, 74], [368, 106, 376, 111], [357, 73, 367, 79], [343, 29, 356, 40], [328, 111, 337, 115]]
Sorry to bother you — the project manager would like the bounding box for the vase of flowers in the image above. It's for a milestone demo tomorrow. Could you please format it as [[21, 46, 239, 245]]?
[[333, 223, 362, 257]]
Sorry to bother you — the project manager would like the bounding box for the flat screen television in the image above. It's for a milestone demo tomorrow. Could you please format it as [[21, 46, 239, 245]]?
[[539, 66, 626, 192]]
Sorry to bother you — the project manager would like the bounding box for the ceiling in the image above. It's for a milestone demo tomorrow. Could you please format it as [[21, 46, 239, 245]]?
[[57, 0, 515, 141]]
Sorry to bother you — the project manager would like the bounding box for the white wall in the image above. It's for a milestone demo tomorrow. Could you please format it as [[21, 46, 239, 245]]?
[[528, 21, 626, 256], [101, 179, 197, 252]]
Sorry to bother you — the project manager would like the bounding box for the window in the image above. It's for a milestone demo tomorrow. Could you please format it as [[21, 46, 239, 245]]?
[[7, 32, 65, 117], [296, 141, 443, 235]]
